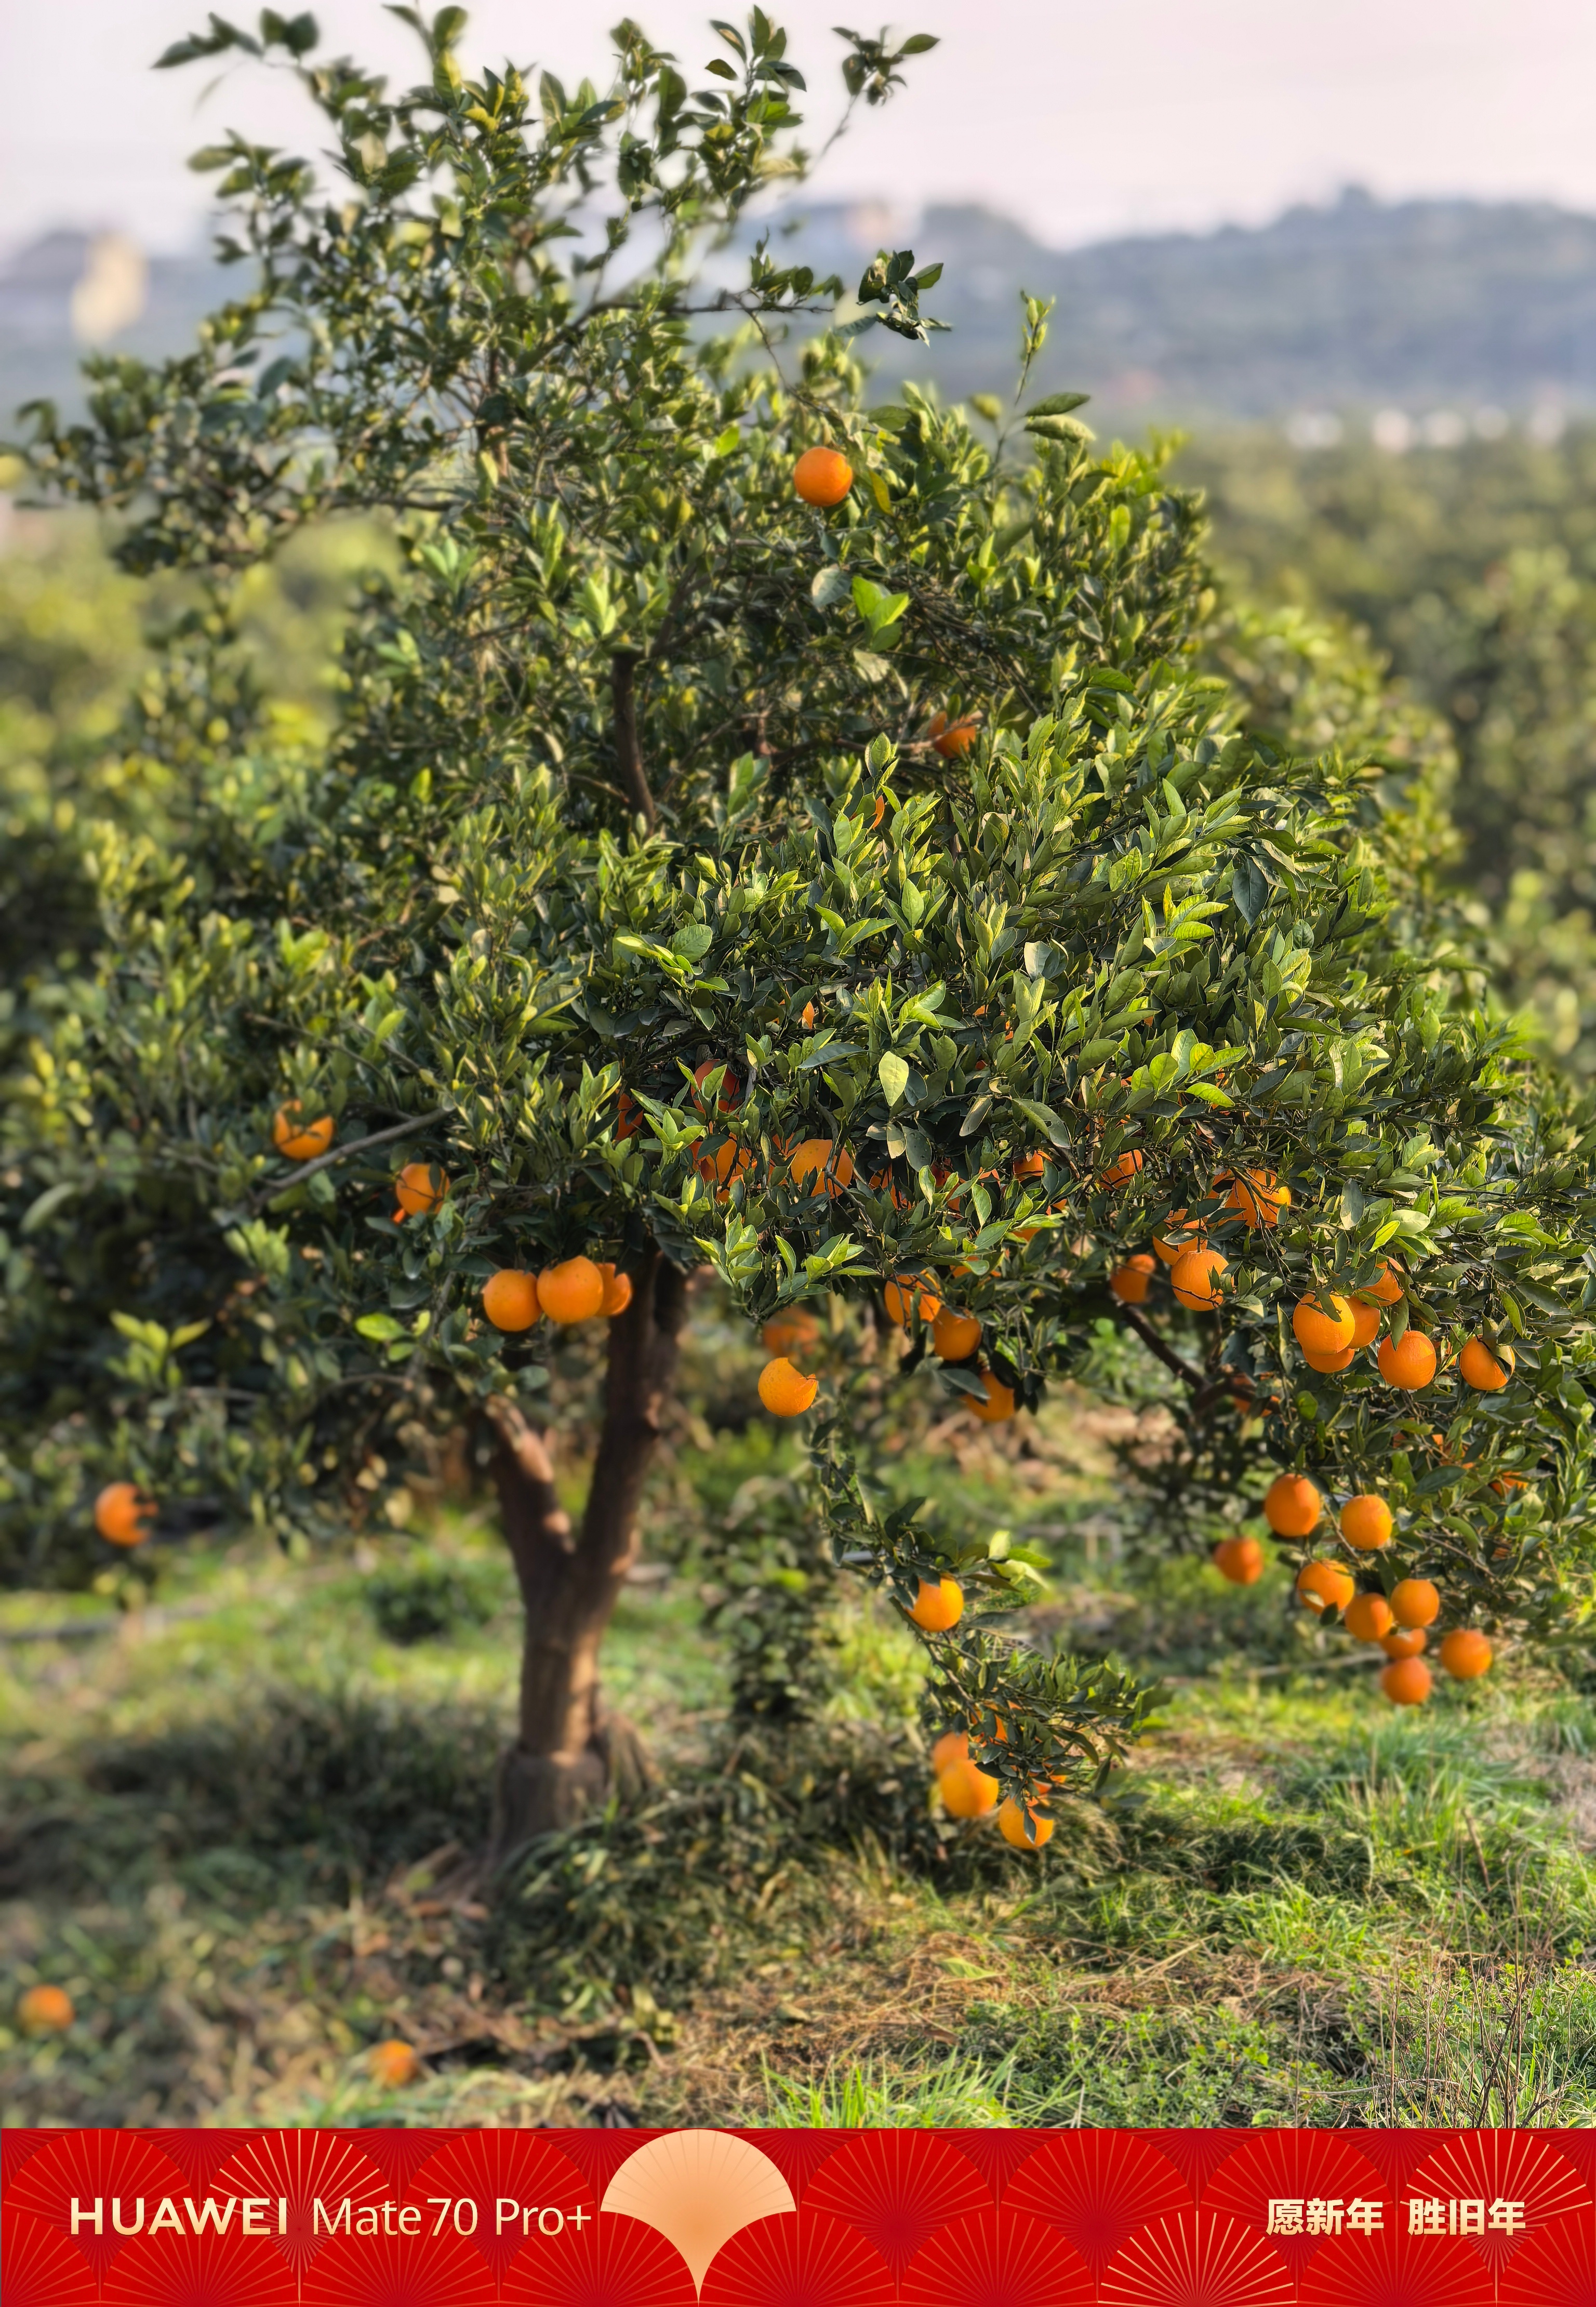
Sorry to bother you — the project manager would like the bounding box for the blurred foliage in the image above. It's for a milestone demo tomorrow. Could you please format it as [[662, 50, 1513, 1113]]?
[[1188, 423, 1596, 1071]]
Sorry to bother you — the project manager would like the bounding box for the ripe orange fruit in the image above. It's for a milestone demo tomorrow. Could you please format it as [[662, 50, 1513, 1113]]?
[[969, 1371, 1016, 1423], [1344, 1591, 1395, 1642], [1265, 1473, 1323, 1536], [1381, 1655, 1432, 1706], [1223, 1168, 1289, 1228], [884, 1273, 941, 1325], [938, 1758, 999, 1818], [1293, 1293, 1355, 1356], [998, 1797, 1055, 1850], [1153, 1211, 1205, 1264], [1348, 1297, 1382, 1349], [537, 1258, 605, 1324], [1378, 1331, 1438, 1390], [18, 1984, 74, 2033], [1340, 1494, 1393, 1550], [1381, 1626, 1427, 1659], [1302, 1342, 1356, 1374], [1098, 1149, 1143, 1189], [615, 1088, 642, 1139], [1296, 1560, 1355, 1614], [1213, 1535, 1264, 1585], [1109, 1254, 1156, 1304], [788, 1137, 855, 1196], [1171, 1248, 1227, 1310], [1390, 1576, 1441, 1628], [94, 1481, 155, 1548], [928, 710, 979, 758], [597, 1263, 633, 1317], [763, 1308, 820, 1356], [932, 1307, 982, 1361], [1359, 1262, 1405, 1305], [910, 1576, 964, 1632], [758, 1356, 818, 1416], [1013, 1150, 1047, 1182], [793, 445, 854, 507], [368, 2039, 420, 2087], [1459, 1338, 1514, 1391], [1439, 1627, 1494, 1680], [394, 1161, 448, 1218], [271, 1102, 334, 1160], [482, 1270, 540, 1332], [930, 1730, 969, 1774]]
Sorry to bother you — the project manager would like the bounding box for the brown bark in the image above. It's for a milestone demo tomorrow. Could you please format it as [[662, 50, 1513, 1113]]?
[[611, 649, 657, 830], [485, 1243, 686, 1868]]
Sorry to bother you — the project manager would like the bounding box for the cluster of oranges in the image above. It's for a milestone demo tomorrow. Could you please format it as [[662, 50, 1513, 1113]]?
[[272, 1105, 450, 1225], [1207, 1468, 1496, 1706], [482, 1257, 633, 1331], [1108, 1166, 1288, 1311], [930, 1730, 1054, 1850], [913, 1588, 1049, 1841], [882, 1271, 1016, 1423]]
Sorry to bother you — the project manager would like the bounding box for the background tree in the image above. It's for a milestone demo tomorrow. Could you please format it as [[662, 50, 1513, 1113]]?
[[1187, 422, 1596, 1071], [6, 7, 1596, 1871]]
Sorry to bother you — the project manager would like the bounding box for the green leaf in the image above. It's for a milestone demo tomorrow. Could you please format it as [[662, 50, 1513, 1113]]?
[[355, 1312, 406, 1343], [1024, 391, 1090, 418], [852, 576, 909, 638], [879, 1051, 910, 1106], [21, 1181, 77, 1234]]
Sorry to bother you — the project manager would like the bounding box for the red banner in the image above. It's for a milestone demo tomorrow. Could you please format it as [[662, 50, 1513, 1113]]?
[[5, 2125, 1595, 2305]]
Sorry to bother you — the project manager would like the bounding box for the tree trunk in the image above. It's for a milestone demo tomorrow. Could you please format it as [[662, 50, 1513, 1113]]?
[[485, 1243, 686, 1869]]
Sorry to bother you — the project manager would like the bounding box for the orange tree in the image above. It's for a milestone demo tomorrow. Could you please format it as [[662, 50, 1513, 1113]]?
[[7, 6, 1596, 1860]]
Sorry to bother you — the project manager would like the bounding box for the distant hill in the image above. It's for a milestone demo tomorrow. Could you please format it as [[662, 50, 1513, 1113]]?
[[748, 188, 1596, 428], [8, 189, 1596, 435]]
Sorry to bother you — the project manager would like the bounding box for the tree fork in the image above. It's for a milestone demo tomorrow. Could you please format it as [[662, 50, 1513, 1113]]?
[[485, 1242, 686, 1867]]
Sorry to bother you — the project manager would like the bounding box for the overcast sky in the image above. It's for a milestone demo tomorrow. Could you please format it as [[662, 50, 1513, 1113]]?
[[6, 0, 1596, 256]]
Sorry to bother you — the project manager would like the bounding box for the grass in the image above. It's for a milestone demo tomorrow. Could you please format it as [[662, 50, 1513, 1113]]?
[[6, 1481, 1596, 2130]]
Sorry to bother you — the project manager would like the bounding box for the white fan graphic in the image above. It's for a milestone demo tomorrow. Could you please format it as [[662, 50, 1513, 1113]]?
[[602, 2130, 796, 2295]]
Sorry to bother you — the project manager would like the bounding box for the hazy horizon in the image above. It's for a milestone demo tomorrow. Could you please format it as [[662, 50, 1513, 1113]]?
[[5, 0, 1596, 260]]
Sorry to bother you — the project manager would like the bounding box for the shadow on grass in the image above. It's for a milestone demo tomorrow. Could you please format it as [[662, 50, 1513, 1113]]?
[[1, 1689, 498, 1902]]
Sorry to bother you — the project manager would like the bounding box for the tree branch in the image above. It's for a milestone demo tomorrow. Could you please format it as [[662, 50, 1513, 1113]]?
[[1114, 1302, 1205, 1393], [253, 1107, 449, 1211], [611, 649, 657, 830]]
